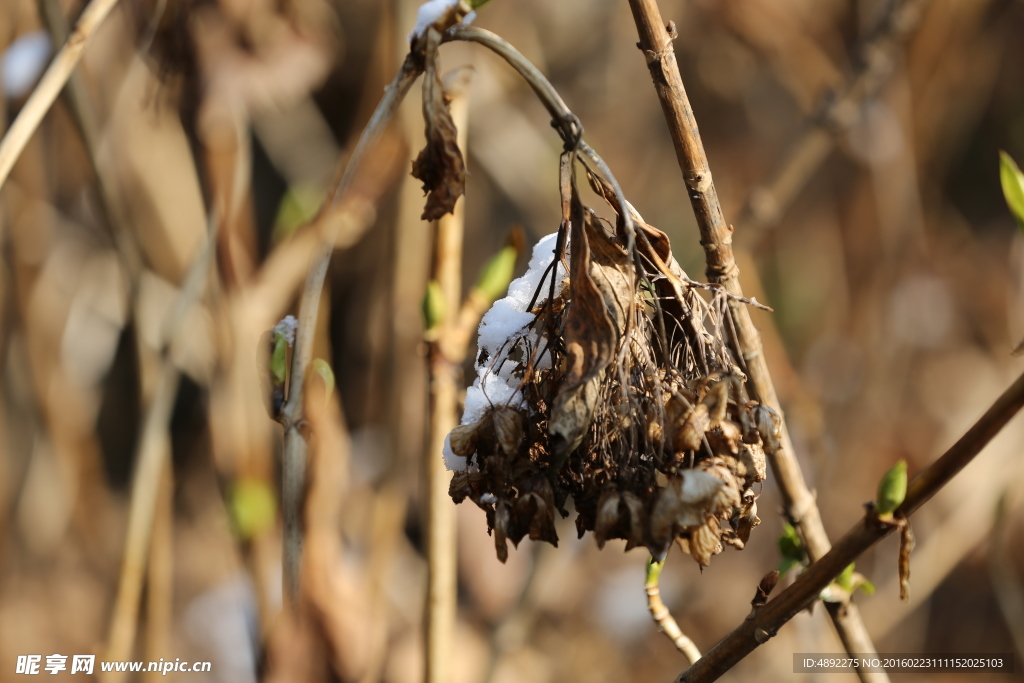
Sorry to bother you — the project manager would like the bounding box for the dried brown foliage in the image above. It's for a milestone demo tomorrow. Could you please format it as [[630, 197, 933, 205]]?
[[449, 152, 782, 566], [411, 32, 467, 221]]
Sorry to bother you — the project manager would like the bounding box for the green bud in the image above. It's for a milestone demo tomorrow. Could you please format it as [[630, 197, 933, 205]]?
[[423, 280, 446, 331], [876, 460, 908, 520], [1000, 151, 1024, 236], [312, 358, 335, 403], [475, 245, 517, 302], [229, 477, 277, 540], [270, 334, 289, 385]]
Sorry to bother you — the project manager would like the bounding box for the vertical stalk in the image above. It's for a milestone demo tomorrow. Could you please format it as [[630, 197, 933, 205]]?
[[425, 73, 471, 683], [625, 1, 887, 679]]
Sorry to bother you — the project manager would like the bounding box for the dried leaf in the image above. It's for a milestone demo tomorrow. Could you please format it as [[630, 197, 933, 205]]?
[[594, 491, 621, 549], [493, 501, 511, 563], [733, 500, 760, 547], [516, 477, 558, 545], [411, 45, 465, 221], [703, 381, 730, 423], [752, 404, 782, 454], [620, 491, 646, 550], [549, 171, 616, 458], [708, 419, 742, 455], [492, 408, 524, 456], [740, 443, 767, 482], [692, 463, 741, 517], [674, 403, 710, 452], [677, 517, 723, 567], [448, 421, 480, 457]]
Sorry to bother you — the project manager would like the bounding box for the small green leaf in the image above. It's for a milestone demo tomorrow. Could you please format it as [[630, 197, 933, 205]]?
[[229, 477, 277, 540], [476, 245, 518, 302], [467, 0, 494, 8], [1000, 151, 1024, 236], [312, 358, 335, 402], [423, 280, 446, 331], [876, 460, 907, 520], [273, 185, 324, 243], [855, 577, 876, 595]]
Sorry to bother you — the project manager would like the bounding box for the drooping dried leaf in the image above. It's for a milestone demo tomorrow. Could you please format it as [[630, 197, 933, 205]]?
[[492, 408, 524, 456], [516, 477, 559, 545], [678, 517, 723, 567], [594, 491, 621, 549], [493, 501, 511, 563], [733, 500, 760, 547], [549, 175, 616, 458], [411, 44, 466, 221]]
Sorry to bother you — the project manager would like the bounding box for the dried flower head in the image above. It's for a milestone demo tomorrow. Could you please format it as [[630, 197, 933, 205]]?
[[445, 151, 776, 567]]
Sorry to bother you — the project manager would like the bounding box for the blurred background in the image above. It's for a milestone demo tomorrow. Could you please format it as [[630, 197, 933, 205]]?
[[2, 0, 1024, 681]]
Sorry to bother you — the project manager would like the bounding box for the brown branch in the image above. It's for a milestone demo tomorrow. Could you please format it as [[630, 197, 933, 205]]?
[[0, 0, 121, 192], [626, 0, 887, 679], [677, 369, 1024, 682]]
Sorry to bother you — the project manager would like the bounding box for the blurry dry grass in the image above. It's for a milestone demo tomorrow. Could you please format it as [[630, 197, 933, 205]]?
[[1, 1, 1024, 682]]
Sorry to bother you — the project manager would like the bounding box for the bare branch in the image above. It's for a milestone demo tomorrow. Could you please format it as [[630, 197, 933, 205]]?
[[677, 369, 1024, 682]]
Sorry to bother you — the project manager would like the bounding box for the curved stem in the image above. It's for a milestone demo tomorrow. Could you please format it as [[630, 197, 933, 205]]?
[[279, 52, 423, 603]]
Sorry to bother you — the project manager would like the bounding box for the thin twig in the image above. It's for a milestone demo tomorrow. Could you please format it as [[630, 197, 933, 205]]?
[[0, 0, 121, 192], [424, 62, 472, 683], [680, 277, 773, 312], [625, 1, 887, 679], [677, 369, 1024, 682], [646, 557, 701, 665], [278, 53, 423, 603]]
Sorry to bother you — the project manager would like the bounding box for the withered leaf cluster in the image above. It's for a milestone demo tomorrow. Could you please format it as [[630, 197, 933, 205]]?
[[411, 32, 466, 222], [449, 151, 782, 567]]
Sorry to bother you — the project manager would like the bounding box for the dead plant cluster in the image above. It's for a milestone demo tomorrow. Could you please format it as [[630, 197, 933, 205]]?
[[442, 140, 781, 566]]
